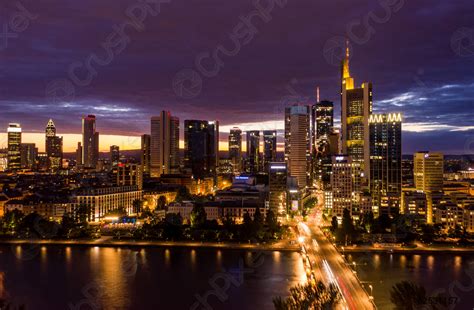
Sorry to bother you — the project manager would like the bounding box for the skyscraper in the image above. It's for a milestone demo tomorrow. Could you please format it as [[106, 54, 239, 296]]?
[[414, 151, 444, 224], [45, 119, 63, 171], [414, 152, 444, 192], [150, 111, 180, 177], [262, 130, 277, 172], [82, 115, 99, 169], [369, 113, 402, 215], [20, 143, 37, 170], [7, 123, 21, 171], [341, 45, 372, 177], [246, 130, 260, 173], [269, 162, 288, 216], [330, 155, 362, 220], [184, 120, 219, 179], [75, 142, 82, 168], [110, 145, 120, 166], [285, 105, 311, 188], [228, 127, 242, 173], [141, 134, 151, 174], [313, 100, 334, 147]]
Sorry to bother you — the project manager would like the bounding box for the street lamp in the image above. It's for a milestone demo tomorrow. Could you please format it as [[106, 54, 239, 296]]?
[[369, 284, 373, 299], [352, 261, 357, 273]]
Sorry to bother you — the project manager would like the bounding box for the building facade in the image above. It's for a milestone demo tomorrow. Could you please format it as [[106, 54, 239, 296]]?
[[7, 123, 22, 171], [82, 115, 99, 169], [184, 120, 219, 179], [369, 113, 402, 215], [228, 127, 242, 174], [150, 111, 180, 177]]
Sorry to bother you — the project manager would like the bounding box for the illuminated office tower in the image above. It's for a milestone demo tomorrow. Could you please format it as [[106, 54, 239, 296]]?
[[341, 44, 372, 177], [45, 119, 63, 170], [285, 105, 311, 188], [141, 134, 151, 174], [82, 115, 99, 169], [414, 151, 444, 223], [330, 155, 362, 220], [246, 130, 260, 173], [228, 127, 242, 173], [20, 143, 37, 170], [369, 113, 402, 215], [313, 100, 334, 147], [7, 123, 22, 171], [150, 111, 180, 177], [262, 130, 277, 172], [110, 145, 120, 166], [312, 99, 335, 186], [184, 120, 219, 179], [269, 162, 288, 215]]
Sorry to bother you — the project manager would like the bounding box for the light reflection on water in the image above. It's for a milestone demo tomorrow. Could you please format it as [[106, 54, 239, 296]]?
[[0, 245, 304, 309], [349, 252, 474, 310]]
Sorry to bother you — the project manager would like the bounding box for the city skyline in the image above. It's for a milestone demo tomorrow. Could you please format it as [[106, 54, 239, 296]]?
[[1, 1, 473, 154]]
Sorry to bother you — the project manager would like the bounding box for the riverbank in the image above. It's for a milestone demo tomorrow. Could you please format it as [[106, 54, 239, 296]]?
[[341, 244, 474, 253], [0, 237, 300, 252]]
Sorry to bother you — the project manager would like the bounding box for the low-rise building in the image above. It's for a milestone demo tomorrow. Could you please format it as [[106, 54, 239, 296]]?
[[74, 185, 142, 222]]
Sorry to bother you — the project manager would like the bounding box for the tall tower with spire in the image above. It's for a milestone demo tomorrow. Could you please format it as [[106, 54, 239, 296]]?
[[45, 119, 63, 171], [341, 43, 373, 182], [341, 40, 354, 93]]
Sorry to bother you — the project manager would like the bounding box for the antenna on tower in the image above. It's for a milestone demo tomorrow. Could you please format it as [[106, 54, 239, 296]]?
[[316, 86, 320, 102]]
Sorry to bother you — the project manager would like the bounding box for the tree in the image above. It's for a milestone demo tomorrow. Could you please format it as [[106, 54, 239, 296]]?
[[273, 281, 340, 309], [360, 211, 374, 233], [1, 209, 24, 233], [157, 196, 167, 210], [190, 204, 207, 228], [341, 208, 354, 245], [331, 216, 338, 232], [390, 281, 427, 310], [265, 210, 278, 232], [377, 213, 392, 232], [175, 186, 192, 202]]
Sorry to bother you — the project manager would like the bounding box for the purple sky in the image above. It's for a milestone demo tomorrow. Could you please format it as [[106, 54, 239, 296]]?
[[1, 0, 473, 153]]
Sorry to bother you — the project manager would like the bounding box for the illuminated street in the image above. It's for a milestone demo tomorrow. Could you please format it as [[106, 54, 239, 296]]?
[[297, 207, 376, 309]]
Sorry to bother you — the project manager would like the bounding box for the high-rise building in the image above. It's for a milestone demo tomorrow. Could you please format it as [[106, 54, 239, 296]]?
[[45, 119, 63, 171], [228, 127, 242, 173], [285, 105, 311, 188], [312, 99, 335, 187], [369, 113, 402, 215], [110, 145, 120, 166], [150, 111, 180, 177], [141, 134, 151, 174], [414, 152, 444, 192], [268, 162, 288, 216], [246, 130, 260, 173], [115, 163, 143, 190], [414, 151, 444, 223], [20, 143, 37, 170], [341, 45, 372, 177], [313, 100, 334, 146], [184, 120, 219, 179], [7, 123, 22, 171], [330, 155, 362, 220], [82, 115, 99, 169], [262, 130, 277, 172], [75, 142, 82, 168]]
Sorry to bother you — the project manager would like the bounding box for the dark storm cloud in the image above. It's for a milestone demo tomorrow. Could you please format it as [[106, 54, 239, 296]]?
[[0, 0, 473, 153]]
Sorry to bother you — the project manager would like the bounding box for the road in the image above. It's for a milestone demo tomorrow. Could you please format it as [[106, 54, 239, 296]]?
[[297, 209, 376, 310]]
